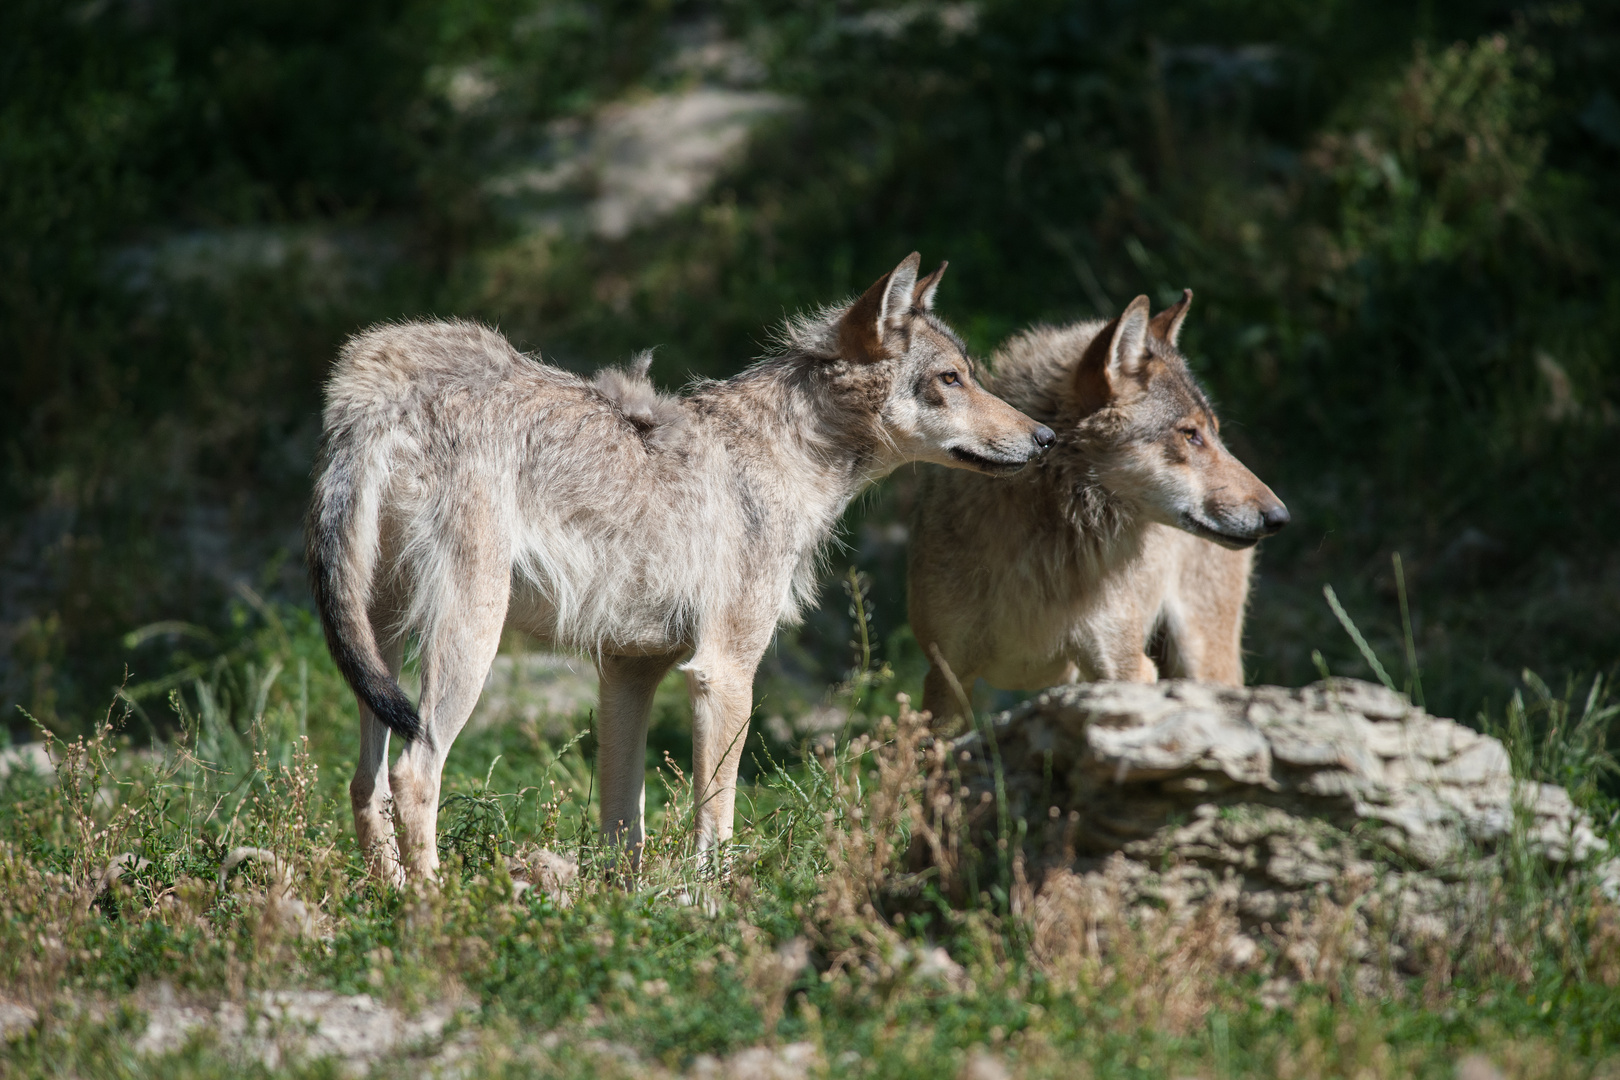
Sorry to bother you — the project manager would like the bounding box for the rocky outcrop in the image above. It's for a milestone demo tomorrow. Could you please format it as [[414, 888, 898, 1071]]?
[[133, 988, 469, 1071], [950, 679, 1610, 961]]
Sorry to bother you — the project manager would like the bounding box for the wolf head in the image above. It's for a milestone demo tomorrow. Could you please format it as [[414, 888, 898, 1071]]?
[[833, 253, 1054, 475], [1069, 291, 1288, 549]]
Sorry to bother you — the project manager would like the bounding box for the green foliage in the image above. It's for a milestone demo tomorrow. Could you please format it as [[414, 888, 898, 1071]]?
[[0, 0, 682, 720], [6, 1, 1619, 726], [1487, 670, 1620, 815]]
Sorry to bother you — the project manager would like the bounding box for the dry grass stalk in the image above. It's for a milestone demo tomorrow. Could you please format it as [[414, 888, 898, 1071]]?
[[1273, 886, 1365, 1002], [1588, 892, 1620, 987], [740, 926, 809, 1043], [1031, 856, 1241, 1035], [810, 694, 969, 978], [0, 843, 82, 1027], [43, 708, 143, 907]]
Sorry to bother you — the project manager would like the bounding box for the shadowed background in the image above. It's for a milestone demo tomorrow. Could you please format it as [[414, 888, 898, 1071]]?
[[3, 0, 1617, 737]]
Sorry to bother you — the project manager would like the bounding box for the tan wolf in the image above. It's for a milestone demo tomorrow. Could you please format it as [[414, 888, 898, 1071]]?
[[306, 253, 1054, 882], [907, 290, 1288, 720]]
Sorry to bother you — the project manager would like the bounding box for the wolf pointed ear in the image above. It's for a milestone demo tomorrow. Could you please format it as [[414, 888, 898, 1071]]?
[[1149, 288, 1193, 347], [912, 261, 948, 311], [837, 252, 922, 361], [1108, 295, 1153, 378], [1073, 295, 1153, 406]]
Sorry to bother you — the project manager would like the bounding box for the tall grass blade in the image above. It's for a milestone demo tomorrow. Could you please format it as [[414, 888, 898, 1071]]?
[[1323, 585, 1396, 692], [1392, 553, 1424, 709]]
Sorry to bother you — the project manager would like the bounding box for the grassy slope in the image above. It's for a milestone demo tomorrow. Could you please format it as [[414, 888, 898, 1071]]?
[[2, 608, 1619, 1079]]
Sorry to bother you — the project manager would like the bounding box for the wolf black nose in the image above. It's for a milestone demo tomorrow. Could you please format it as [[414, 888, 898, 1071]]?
[[1262, 503, 1291, 533], [1033, 425, 1056, 449]]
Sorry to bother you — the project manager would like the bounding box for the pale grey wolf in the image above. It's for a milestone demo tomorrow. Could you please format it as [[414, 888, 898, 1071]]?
[[307, 253, 1054, 882], [908, 290, 1289, 720]]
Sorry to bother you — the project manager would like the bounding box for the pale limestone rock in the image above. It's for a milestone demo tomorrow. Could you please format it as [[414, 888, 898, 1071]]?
[[944, 678, 1609, 973], [964, 678, 1602, 871], [689, 1041, 822, 1080], [0, 998, 38, 1039], [957, 1048, 1012, 1080], [134, 989, 466, 1072], [1456, 1055, 1507, 1080], [0, 742, 54, 782]]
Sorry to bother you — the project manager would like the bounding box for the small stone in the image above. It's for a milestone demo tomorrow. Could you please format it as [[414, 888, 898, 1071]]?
[[1455, 1054, 1505, 1080], [134, 989, 468, 1069], [0, 743, 54, 782], [708, 1042, 821, 1080], [910, 945, 968, 990], [1223, 934, 1261, 970], [958, 1047, 1011, 1080], [1258, 978, 1295, 1010]]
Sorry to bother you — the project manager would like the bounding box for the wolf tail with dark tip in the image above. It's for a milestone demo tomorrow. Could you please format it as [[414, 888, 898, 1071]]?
[[306, 430, 424, 744]]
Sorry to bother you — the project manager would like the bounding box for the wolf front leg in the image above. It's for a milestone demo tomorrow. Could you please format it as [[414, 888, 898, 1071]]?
[[1167, 543, 1254, 685], [596, 651, 682, 870], [684, 648, 763, 855]]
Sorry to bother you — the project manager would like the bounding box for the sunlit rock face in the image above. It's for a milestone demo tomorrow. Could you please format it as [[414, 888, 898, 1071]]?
[[941, 678, 1609, 981], [974, 678, 1599, 868], [586, 89, 792, 240], [487, 87, 793, 240]]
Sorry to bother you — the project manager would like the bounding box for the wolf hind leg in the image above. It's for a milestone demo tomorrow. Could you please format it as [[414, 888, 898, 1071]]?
[[351, 626, 405, 886], [390, 539, 511, 882], [597, 651, 682, 872]]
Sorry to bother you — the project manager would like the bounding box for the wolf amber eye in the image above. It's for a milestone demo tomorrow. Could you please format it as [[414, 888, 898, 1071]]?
[[940, 371, 960, 386], [1181, 427, 1204, 447]]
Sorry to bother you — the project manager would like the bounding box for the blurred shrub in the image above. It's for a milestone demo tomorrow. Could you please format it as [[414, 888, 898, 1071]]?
[[2, 0, 1617, 727]]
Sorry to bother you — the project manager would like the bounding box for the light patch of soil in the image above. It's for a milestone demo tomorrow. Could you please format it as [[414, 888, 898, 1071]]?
[[468, 652, 599, 735]]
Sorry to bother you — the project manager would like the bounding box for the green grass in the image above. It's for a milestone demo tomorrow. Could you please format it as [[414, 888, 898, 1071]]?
[[3, 605, 1620, 1079]]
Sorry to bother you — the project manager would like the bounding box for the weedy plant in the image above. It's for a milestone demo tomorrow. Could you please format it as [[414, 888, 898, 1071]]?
[[1317, 568, 1620, 1005]]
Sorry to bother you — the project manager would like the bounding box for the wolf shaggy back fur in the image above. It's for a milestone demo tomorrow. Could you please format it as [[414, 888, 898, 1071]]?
[[309, 316, 883, 727]]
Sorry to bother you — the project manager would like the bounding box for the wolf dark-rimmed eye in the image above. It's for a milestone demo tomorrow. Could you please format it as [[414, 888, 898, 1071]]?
[[940, 371, 960, 386], [1180, 427, 1204, 447]]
